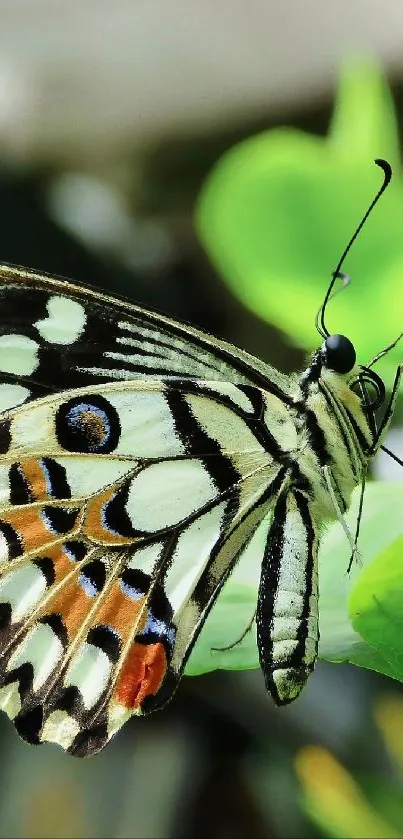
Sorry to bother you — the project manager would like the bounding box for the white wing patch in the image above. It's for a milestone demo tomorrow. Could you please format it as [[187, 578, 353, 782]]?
[[165, 501, 227, 613], [0, 563, 48, 622], [9, 402, 56, 455], [41, 710, 80, 750], [107, 390, 185, 458], [0, 334, 39, 376], [186, 392, 265, 454], [126, 541, 164, 575], [200, 382, 257, 414], [55, 457, 135, 498], [34, 295, 87, 345], [64, 642, 112, 710], [0, 384, 30, 411], [0, 465, 11, 504], [0, 529, 11, 563], [125, 458, 218, 532], [0, 681, 21, 719], [7, 622, 63, 691]]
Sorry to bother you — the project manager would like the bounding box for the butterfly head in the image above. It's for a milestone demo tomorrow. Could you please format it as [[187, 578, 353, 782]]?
[[320, 333, 386, 412], [304, 333, 356, 384], [302, 333, 385, 417], [321, 333, 356, 375]]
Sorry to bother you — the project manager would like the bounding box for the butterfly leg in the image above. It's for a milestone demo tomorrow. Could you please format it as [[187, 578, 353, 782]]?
[[211, 610, 256, 653], [256, 488, 319, 705], [373, 364, 403, 451], [322, 465, 362, 568]]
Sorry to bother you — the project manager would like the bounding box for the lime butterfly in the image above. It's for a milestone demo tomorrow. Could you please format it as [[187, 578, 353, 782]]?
[[0, 159, 398, 756]]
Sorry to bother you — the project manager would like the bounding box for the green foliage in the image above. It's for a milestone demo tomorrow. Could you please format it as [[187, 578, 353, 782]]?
[[196, 59, 403, 381], [349, 532, 403, 681]]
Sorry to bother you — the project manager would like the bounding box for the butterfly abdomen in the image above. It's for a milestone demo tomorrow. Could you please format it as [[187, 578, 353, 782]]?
[[256, 356, 373, 706], [257, 488, 319, 704]]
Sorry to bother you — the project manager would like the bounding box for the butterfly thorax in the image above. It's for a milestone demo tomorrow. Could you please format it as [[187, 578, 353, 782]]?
[[293, 357, 372, 522]]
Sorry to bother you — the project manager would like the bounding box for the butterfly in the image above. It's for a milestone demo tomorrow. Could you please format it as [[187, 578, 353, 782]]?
[[0, 159, 399, 758]]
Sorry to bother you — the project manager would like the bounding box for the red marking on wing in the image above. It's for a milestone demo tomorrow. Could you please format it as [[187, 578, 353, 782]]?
[[114, 641, 167, 710]]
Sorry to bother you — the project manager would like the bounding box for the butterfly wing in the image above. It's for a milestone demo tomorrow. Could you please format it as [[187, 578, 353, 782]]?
[[0, 263, 294, 410], [0, 377, 284, 755]]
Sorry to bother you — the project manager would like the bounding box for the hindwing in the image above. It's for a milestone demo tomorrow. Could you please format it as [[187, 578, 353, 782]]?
[[0, 376, 282, 755]]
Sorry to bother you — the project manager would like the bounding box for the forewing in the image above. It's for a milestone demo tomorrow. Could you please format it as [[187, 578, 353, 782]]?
[[0, 263, 293, 411], [0, 379, 279, 755]]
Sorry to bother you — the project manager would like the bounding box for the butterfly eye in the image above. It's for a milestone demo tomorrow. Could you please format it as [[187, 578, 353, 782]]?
[[55, 394, 121, 453], [323, 334, 356, 374]]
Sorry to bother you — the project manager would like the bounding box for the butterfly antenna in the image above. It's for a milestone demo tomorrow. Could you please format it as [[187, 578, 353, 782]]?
[[367, 332, 403, 369], [317, 158, 392, 339], [381, 445, 403, 468], [315, 271, 350, 335]]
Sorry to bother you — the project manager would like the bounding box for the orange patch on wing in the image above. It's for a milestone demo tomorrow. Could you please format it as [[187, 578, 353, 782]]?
[[94, 583, 147, 643], [0, 507, 76, 553], [114, 642, 167, 710], [15, 460, 50, 501], [39, 575, 93, 641], [83, 487, 135, 546]]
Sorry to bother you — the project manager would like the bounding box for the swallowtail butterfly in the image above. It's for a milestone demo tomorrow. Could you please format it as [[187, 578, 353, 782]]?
[[0, 159, 399, 757]]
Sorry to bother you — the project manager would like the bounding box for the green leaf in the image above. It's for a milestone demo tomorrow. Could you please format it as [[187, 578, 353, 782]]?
[[349, 533, 403, 682], [196, 61, 403, 382], [320, 482, 403, 674]]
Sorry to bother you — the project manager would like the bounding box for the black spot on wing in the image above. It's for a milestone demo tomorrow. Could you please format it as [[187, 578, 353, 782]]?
[[64, 540, 88, 563], [41, 506, 80, 535], [55, 394, 121, 454], [78, 560, 107, 597], [0, 602, 11, 630], [119, 566, 148, 599], [55, 685, 82, 716], [33, 556, 56, 588], [9, 463, 33, 504], [87, 625, 121, 662], [0, 520, 23, 559], [69, 722, 109, 758], [14, 705, 43, 745], [102, 481, 136, 538], [134, 576, 176, 652], [0, 420, 11, 454], [41, 458, 71, 500]]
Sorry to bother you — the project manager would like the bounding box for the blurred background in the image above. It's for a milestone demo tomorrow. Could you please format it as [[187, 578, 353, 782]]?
[[1, 2, 403, 837]]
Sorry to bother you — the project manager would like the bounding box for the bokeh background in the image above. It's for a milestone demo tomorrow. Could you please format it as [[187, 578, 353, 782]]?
[[1, 2, 403, 837]]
